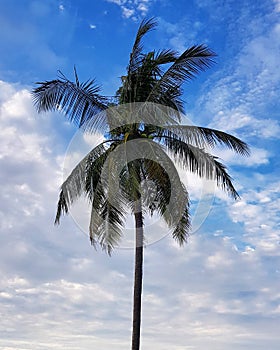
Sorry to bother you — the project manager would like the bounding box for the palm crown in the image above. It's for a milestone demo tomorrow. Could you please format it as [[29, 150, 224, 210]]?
[[32, 17, 249, 350], [32, 18, 249, 253]]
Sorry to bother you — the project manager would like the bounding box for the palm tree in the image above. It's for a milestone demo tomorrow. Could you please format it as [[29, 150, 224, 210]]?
[[32, 18, 249, 350]]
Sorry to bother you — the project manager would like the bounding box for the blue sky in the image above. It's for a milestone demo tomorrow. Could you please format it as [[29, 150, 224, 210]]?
[[0, 0, 280, 349]]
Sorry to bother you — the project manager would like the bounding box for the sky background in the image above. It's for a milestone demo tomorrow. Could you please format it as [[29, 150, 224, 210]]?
[[0, 0, 280, 349]]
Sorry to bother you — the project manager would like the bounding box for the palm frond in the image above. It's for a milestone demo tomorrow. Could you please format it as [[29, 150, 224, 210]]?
[[127, 17, 157, 75], [157, 125, 250, 156], [32, 70, 109, 132], [55, 189, 69, 225], [172, 207, 191, 246], [122, 139, 189, 226], [150, 86, 184, 114], [162, 137, 240, 199], [138, 159, 171, 215], [119, 161, 142, 205], [153, 49, 178, 66], [140, 158, 190, 230], [55, 158, 87, 225], [164, 44, 216, 84], [85, 140, 130, 254], [89, 198, 127, 255], [196, 126, 250, 155], [55, 142, 110, 224], [147, 44, 216, 107], [118, 18, 157, 104], [84, 144, 117, 202]]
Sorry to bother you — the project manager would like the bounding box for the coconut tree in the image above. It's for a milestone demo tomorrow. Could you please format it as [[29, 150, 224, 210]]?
[[32, 18, 249, 350]]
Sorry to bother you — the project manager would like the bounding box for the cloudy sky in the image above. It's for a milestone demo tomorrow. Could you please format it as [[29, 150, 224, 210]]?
[[0, 0, 280, 349]]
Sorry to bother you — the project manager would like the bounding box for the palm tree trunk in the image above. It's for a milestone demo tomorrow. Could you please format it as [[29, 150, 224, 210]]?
[[131, 205, 144, 350]]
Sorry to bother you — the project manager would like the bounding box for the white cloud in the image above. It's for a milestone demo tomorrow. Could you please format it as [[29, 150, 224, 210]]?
[[273, 0, 280, 12], [227, 181, 280, 256], [122, 7, 135, 18], [0, 80, 280, 349], [158, 17, 205, 52], [210, 111, 280, 139], [197, 16, 280, 147], [1, 0, 279, 348], [214, 146, 269, 167], [0, 80, 133, 348], [106, 0, 154, 19]]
